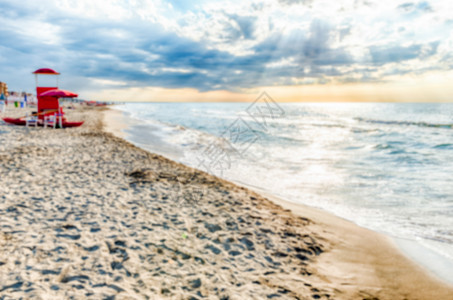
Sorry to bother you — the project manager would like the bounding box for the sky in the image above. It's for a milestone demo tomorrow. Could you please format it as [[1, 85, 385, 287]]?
[[0, 0, 452, 102]]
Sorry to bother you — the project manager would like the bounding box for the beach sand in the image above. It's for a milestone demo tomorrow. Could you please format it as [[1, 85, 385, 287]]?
[[0, 105, 452, 299]]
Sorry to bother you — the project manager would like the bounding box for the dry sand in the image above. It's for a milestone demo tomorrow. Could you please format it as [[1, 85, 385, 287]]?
[[0, 105, 452, 299]]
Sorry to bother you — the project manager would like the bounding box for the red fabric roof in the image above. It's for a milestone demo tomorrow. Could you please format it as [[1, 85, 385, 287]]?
[[39, 89, 78, 98], [33, 68, 60, 75]]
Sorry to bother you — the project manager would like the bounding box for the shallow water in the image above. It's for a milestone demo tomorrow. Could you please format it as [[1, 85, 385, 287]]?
[[116, 102, 453, 282]]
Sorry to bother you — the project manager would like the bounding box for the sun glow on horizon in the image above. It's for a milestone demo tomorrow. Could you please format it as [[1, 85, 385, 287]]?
[[89, 70, 453, 103]]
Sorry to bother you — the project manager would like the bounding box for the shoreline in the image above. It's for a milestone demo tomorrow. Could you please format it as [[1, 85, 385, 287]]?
[[0, 105, 345, 298], [259, 193, 453, 296], [1, 105, 452, 298], [103, 105, 453, 298]]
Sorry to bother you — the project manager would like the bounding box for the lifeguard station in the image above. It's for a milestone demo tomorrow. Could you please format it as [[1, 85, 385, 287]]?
[[2, 68, 84, 128], [34, 68, 61, 120]]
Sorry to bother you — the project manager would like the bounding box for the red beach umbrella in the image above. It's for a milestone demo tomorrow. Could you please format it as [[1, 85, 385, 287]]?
[[39, 89, 78, 98]]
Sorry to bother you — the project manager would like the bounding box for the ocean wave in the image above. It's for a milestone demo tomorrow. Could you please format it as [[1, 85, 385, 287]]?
[[434, 143, 453, 149], [355, 117, 453, 129]]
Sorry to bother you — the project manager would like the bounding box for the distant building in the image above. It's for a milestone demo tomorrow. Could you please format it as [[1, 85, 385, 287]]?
[[0, 81, 8, 97]]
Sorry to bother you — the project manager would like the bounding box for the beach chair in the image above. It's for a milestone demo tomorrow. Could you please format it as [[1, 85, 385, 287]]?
[[25, 113, 39, 127], [44, 114, 57, 129]]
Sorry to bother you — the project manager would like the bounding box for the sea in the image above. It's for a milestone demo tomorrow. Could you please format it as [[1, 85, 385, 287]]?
[[113, 101, 453, 283]]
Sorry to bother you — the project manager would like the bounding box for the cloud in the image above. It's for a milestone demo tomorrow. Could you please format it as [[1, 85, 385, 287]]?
[[303, 19, 331, 59], [226, 14, 258, 40], [370, 42, 439, 65], [0, 0, 451, 98], [278, 0, 313, 6], [397, 1, 433, 14], [397, 2, 416, 13]]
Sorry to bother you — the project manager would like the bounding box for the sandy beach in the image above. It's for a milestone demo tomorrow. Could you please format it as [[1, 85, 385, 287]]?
[[0, 105, 452, 299]]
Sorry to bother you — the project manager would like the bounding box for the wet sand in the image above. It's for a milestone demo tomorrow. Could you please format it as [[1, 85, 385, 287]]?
[[265, 195, 453, 300], [0, 105, 452, 299]]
